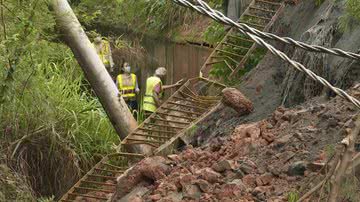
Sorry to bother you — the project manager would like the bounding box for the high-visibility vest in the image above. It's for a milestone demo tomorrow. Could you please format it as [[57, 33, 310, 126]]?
[[143, 76, 163, 113], [117, 74, 137, 98], [93, 40, 110, 65]]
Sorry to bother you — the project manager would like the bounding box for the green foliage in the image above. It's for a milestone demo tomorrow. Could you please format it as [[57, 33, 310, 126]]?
[[324, 144, 335, 158], [287, 191, 299, 202], [209, 46, 267, 86], [315, 0, 325, 6], [338, 0, 360, 32], [339, 176, 360, 201], [202, 21, 226, 44], [1, 0, 118, 178]]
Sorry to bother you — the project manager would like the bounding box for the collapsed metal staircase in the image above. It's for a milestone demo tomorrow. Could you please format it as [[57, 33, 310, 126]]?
[[59, 78, 225, 201], [200, 0, 284, 79], [60, 1, 285, 201]]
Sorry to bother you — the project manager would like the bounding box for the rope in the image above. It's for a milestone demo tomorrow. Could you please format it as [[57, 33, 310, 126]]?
[[172, 0, 360, 109], [173, 0, 360, 61]]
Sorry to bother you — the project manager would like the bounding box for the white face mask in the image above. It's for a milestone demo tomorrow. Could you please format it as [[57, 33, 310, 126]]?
[[124, 66, 131, 73]]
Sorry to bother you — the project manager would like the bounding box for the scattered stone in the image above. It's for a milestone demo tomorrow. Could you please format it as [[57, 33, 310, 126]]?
[[273, 134, 292, 148], [198, 168, 222, 183], [288, 161, 307, 176], [148, 194, 161, 201], [242, 174, 256, 188], [195, 179, 210, 193], [158, 192, 183, 202], [212, 159, 237, 172], [182, 184, 201, 200]]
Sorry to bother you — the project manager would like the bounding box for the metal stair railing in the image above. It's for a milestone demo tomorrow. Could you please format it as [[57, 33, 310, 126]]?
[[59, 77, 225, 201], [199, 0, 285, 80]]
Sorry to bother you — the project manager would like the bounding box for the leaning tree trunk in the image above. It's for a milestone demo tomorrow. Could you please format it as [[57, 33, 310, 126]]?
[[50, 0, 150, 154]]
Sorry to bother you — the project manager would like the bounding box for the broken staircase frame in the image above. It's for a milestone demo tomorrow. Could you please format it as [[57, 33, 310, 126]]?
[[59, 77, 225, 201], [199, 0, 285, 80]]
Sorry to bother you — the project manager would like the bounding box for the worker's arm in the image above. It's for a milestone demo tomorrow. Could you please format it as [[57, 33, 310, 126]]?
[[163, 79, 184, 90], [152, 83, 162, 107]]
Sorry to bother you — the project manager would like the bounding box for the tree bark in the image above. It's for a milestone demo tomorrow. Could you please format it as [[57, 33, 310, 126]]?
[[50, 0, 148, 154]]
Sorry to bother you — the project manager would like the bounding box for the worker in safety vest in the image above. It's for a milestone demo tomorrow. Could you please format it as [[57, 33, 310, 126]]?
[[143, 67, 183, 118], [116, 62, 140, 112], [93, 36, 114, 74]]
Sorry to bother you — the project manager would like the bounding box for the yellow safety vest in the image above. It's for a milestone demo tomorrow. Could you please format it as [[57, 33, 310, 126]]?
[[93, 40, 110, 65], [143, 76, 163, 113], [117, 74, 137, 98]]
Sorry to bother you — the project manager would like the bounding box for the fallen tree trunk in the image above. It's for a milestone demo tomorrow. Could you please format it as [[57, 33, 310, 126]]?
[[50, 0, 148, 154]]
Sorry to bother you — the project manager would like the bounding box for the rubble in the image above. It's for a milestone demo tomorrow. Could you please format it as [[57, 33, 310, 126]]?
[[110, 87, 360, 201]]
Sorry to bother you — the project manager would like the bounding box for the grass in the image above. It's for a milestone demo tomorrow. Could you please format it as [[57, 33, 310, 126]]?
[[287, 191, 299, 202]]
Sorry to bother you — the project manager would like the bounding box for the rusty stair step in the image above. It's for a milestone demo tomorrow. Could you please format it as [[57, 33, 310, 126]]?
[[210, 55, 240, 66], [149, 117, 190, 125], [243, 13, 272, 21], [87, 174, 117, 180], [125, 137, 165, 144], [216, 49, 244, 58], [227, 35, 253, 43], [254, 0, 282, 6], [206, 60, 226, 66], [74, 186, 114, 193], [132, 133, 170, 139], [172, 95, 213, 106], [239, 21, 266, 29], [94, 167, 126, 174], [248, 6, 276, 14], [166, 101, 208, 111], [155, 111, 196, 121], [145, 122, 186, 130], [81, 180, 117, 187], [101, 162, 129, 170], [222, 42, 250, 51], [136, 127, 177, 134], [67, 193, 108, 200], [160, 106, 203, 116]]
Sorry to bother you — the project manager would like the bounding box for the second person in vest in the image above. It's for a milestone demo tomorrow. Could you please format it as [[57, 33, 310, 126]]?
[[116, 62, 140, 113], [143, 67, 183, 118]]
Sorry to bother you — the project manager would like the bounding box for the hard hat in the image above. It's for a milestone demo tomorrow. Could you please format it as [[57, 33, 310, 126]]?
[[155, 67, 167, 76], [94, 37, 102, 44]]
